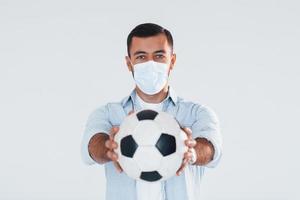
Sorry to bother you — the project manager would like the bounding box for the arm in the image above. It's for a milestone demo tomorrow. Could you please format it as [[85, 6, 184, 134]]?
[[191, 105, 222, 167], [88, 133, 110, 164], [81, 105, 112, 165], [177, 105, 222, 175], [81, 105, 131, 170], [193, 137, 215, 166], [176, 128, 216, 175], [87, 127, 123, 172]]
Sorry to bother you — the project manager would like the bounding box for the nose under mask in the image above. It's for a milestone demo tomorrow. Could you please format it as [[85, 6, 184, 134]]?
[[133, 60, 170, 95]]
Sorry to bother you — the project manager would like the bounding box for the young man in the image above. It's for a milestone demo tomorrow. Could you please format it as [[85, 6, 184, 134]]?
[[81, 23, 222, 200]]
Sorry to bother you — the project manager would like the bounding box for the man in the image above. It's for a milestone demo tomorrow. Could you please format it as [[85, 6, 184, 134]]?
[[81, 23, 222, 200]]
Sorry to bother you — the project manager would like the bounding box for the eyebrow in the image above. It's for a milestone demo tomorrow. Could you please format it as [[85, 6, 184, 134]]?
[[153, 50, 166, 54], [133, 51, 147, 56], [133, 49, 166, 56]]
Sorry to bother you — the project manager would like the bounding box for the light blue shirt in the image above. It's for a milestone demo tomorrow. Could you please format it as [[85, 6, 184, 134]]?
[[81, 86, 222, 200]]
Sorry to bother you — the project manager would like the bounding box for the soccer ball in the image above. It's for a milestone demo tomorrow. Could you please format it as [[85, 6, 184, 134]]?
[[114, 109, 188, 182]]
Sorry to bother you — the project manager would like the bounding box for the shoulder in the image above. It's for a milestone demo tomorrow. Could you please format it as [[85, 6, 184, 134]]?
[[87, 95, 130, 125], [175, 97, 219, 125], [92, 95, 129, 113], [87, 100, 124, 119]]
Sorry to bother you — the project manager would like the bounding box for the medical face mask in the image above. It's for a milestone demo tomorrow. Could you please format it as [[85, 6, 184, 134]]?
[[133, 60, 170, 95]]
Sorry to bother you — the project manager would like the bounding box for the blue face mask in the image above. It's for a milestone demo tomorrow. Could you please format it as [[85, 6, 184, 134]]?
[[133, 60, 170, 95]]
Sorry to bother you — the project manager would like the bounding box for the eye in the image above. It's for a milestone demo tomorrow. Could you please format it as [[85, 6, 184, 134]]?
[[155, 54, 165, 59], [136, 55, 146, 60]]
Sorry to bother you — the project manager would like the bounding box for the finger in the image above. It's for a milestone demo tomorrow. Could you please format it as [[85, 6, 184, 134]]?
[[184, 151, 193, 160], [113, 161, 123, 173], [113, 126, 120, 133], [176, 164, 184, 176], [110, 127, 120, 139], [106, 151, 118, 161], [109, 127, 116, 135], [111, 141, 118, 149], [106, 151, 112, 160], [185, 139, 197, 148], [176, 155, 191, 176], [105, 139, 111, 149], [181, 127, 192, 138], [128, 110, 134, 115], [105, 140, 118, 149], [106, 151, 113, 160], [109, 129, 114, 141], [111, 151, 118, 161], [176, 158, 189, 176]]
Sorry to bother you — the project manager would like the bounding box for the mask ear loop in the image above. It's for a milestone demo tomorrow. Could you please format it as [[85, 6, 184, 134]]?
[[132, 100, 134, 112], [129, 60, 136, 114], [130, 97, 135, 114], [130, 61, 135, 114], [129, 61, 135, 77]]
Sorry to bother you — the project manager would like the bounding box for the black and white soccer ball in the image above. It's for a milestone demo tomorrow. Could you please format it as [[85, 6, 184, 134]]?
[[114, 109, 188, 182]]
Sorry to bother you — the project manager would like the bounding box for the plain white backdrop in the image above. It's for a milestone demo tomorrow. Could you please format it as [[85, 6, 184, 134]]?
[[0, 0, 299, 199]]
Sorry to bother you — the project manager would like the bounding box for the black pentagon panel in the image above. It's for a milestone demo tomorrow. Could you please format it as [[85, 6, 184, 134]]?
[[140, 171, 162, 182], [136, 109, 158, 121], [155, 133, 176, 156], [120, 135, 138, 158]]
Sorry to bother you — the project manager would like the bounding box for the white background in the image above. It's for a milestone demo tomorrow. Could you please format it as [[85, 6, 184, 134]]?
[[0, 0, 299, 199]]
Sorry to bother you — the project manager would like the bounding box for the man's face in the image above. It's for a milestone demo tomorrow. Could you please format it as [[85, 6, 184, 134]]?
[[126, 33, 176, 73]]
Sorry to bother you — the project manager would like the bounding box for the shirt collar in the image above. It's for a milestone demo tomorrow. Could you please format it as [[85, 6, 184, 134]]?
[[121, 86, 178, 107]]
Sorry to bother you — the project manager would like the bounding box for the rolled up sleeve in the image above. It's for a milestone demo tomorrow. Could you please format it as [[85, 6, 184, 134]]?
[[81, 105, 112, 165], [191, 105, 222, 168]]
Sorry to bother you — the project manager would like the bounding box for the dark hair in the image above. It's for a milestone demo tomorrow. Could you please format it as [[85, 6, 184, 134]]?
[[127, 23, 173, 57]]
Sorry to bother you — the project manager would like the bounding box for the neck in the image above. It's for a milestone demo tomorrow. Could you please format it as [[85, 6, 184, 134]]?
[[135, 85, 169, 104]]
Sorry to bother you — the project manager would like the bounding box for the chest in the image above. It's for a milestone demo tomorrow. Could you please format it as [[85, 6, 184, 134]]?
[[106, 101, 195, 129]]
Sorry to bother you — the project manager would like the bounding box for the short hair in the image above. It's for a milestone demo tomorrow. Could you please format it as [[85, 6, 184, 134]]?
[[127, 23, 174, 57]]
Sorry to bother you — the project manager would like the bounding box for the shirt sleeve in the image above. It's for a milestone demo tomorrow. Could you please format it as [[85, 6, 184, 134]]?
[[81, 105, 112, 165], [191, 105, 223, 168]]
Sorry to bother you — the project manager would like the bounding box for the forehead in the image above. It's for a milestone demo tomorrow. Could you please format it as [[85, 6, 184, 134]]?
[[130, 33, 171, 54]]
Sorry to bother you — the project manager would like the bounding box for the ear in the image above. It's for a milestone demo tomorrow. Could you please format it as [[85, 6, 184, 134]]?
[[170, 53, 176, 70], [125, 56, 133, 72]]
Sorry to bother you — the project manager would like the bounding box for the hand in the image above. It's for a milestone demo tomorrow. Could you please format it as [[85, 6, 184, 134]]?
[[104, 110, 134, 173], [105, 126, 123, 173], [176, 127, 197, 176]]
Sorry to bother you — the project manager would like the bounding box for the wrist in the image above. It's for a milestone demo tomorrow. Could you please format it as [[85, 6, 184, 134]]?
[[193, 137, 215, 165], [88, 133, 111, 164]]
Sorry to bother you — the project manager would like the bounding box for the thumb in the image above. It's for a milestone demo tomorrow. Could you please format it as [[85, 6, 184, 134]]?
[[128, 110, 134, 115], [110, 127, 119, 139]]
